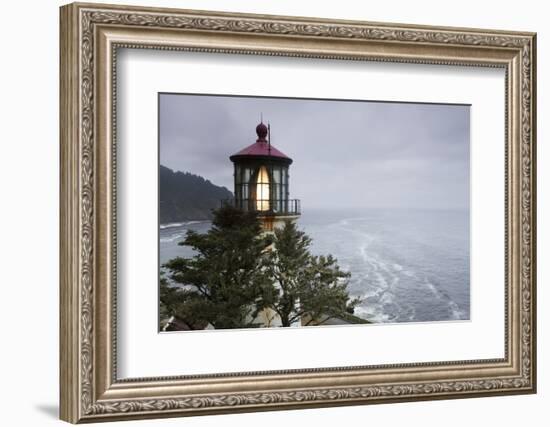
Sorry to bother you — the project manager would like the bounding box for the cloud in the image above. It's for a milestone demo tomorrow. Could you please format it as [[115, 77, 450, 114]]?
[[160, 93, 469, 210]]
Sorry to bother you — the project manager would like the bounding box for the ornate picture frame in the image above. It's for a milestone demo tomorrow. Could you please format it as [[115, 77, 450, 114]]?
[[60, 2, 536, 423]]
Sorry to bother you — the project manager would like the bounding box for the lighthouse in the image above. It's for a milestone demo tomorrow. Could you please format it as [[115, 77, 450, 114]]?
[[227, 121, 300, 231], [224, 120, 301, 327]]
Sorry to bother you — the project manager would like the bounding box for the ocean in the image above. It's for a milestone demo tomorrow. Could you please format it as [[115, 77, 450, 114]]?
[[159, 208, 470, 323]]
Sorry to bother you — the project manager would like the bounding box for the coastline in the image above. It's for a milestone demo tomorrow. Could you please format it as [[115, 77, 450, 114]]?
[[159, 219, 211, 230]]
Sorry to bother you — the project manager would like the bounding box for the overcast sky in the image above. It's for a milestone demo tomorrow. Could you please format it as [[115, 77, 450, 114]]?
[[159, 93, 469, 210]]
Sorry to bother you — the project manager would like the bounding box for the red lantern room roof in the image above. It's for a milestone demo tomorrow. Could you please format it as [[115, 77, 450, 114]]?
[[229, 122, 292, 163]]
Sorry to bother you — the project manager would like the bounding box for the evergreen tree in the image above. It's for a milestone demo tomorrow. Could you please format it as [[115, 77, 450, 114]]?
[[161, 205, 275, 330], [262, 220, 361, 327], [161, 208, 365, 330]]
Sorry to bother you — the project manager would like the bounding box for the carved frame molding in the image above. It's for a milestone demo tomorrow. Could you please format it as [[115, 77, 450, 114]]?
[[60, 2, 536, 423]]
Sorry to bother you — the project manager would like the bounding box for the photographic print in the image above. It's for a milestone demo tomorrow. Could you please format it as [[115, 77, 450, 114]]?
[[158, 93, 470, 332]]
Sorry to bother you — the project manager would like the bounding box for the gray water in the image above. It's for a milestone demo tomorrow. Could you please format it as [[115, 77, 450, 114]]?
[[159, 208, 470, 323]]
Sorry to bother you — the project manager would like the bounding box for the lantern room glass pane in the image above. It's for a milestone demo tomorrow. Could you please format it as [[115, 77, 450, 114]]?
[[273, 167, 281, 184], [234, 165, 240, 184], [243, 167, 251, 183], [241, 184, 249, 209], [256, 166, 270, 211]]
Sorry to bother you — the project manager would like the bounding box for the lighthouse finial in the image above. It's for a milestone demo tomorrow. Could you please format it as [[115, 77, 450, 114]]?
[[255, 120, 268, 141]]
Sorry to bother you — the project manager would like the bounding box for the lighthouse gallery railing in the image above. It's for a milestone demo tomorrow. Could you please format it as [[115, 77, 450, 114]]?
[[221, 198, 301, 216]]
